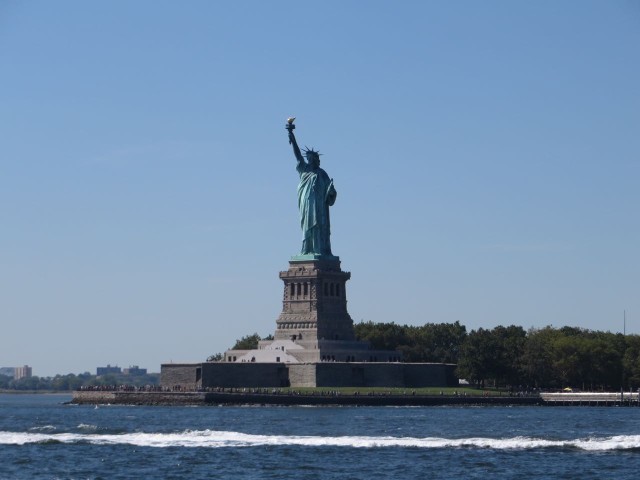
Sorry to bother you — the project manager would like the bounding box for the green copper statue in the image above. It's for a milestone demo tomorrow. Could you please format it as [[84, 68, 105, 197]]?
[[286, 118, 337, 258]]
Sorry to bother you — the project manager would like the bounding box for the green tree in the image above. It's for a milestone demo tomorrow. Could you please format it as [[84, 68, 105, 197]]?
[[232, 333, 262, 350], [457, 328, 496, 387], [623, 335, 640, 389], [493, 325, 527, 386], [521, 326, 560, 388], [420, 321, 467, 363], [587, 333, 623, 390], [12, 376, 50, 390], [50, 374, 86, 391], [457, 325, 526, 388], [354, 321, 467, 363], [548, 329, 624, 390], [354, 322, 409, 352], [207, 353, 223, 362], [0, 374, 11, 389]]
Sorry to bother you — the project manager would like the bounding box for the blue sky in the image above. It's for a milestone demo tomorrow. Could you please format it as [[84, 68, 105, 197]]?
[[1, 1, 638, 376]]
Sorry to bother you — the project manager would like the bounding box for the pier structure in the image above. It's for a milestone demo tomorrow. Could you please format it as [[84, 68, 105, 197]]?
[[540, 392, 640, 406]]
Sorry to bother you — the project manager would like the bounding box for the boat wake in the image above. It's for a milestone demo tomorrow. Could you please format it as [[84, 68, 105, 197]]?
[[2, 430, 640, 451]]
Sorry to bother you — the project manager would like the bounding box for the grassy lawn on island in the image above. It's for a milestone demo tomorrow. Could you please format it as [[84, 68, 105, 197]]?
[[244, 386, 509, 396]]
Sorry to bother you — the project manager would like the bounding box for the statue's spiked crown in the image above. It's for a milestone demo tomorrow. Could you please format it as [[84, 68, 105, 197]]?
[[303, 147, 322, 158]]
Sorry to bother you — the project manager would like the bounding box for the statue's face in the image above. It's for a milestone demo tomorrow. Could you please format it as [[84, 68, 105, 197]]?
[[307, 154, 320, 169]]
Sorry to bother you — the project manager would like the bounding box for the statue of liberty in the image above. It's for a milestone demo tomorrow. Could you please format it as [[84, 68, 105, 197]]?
[[286, 118, 337, 258]]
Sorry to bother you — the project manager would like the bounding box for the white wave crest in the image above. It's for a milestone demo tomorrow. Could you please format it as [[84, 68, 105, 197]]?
[[77, 424, 98, 430], [28, 425, 56, 432], [1, 430, 640, 451]]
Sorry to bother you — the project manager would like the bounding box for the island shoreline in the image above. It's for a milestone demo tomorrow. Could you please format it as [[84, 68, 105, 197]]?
[[70, 390, 542, 407]]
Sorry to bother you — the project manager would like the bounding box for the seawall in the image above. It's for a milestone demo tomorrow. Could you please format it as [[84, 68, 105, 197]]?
[[71, 390, 542, 407]]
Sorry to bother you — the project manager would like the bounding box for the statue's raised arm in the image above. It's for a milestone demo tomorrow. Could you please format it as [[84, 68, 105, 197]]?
[[286, 117, 304, 164]]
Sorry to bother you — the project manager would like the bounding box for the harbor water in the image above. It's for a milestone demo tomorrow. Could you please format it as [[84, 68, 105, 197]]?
[[1, 393, 640, 479]]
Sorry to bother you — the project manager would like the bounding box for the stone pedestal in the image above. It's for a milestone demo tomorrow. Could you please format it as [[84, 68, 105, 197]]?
[[222, 255, 402, 368], [275, 257, 355, 343]]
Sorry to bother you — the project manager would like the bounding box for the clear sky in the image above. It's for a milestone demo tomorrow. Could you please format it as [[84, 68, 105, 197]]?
[[1, 1, 638, 377]]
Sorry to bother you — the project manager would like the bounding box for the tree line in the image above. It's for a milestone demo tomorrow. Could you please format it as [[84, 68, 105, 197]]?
[[354, 321, 640, 391], [206, 333, 274, 360], [0, 372, 160, 391]]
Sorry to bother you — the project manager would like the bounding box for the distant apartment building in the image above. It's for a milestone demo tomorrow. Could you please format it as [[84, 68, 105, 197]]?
[[0, 367, 15, 378], [96, 365, 122, 376], [123, 365, 147, 375], [14, 365, 32, 380]]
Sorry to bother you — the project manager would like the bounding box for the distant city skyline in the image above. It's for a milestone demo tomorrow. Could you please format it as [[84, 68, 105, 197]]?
[[1, 1, 638, 376], [0, 365, 33, 381], [0, 364, 155, 378]]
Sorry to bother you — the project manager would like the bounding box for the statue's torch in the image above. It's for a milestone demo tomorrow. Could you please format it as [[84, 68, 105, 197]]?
[[286, 117, 296, 144]]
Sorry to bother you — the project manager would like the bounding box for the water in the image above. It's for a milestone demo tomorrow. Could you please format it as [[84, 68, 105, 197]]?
[[1, 394, 640, 479]]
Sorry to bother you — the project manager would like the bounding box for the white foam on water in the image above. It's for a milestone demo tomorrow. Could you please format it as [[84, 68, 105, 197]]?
[[77, 424, 98, 430], [572, 435, 640, 451], [28, 425, 57, 432], [1, 430, 640, 451]]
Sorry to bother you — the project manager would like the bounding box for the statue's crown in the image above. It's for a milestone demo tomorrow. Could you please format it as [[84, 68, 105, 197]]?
[[303, 147, 322, 157]]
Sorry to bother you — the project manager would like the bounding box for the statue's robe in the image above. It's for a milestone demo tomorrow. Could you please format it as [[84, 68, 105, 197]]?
[[296, 162, 336, 256]]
